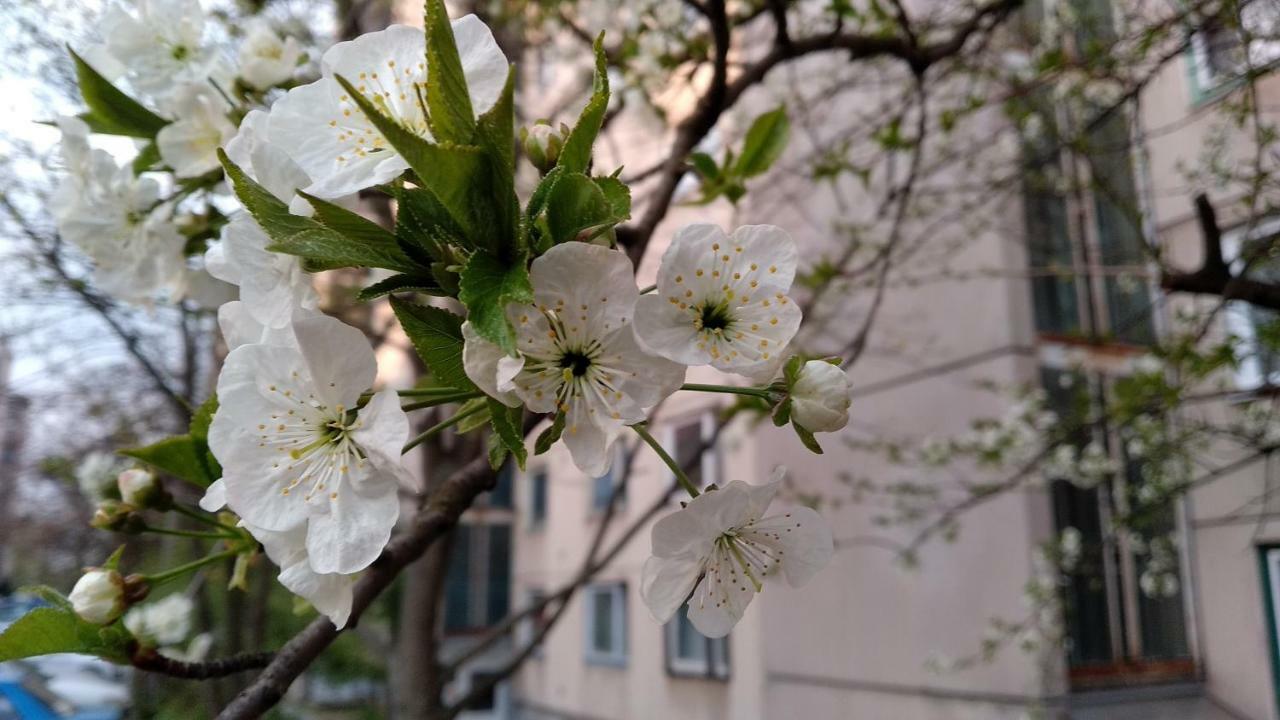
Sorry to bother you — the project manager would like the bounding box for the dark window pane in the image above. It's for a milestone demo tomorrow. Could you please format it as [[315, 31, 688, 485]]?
[[486, 525, 511, 626], [674, 421, 706, 488], [676, 607, 705, 661], [489, 461, 514, 509], [531, 470, 548, 524], [444, 526, 472, 632], [592, 461, 617, 510], [592, 590, 614, 653]]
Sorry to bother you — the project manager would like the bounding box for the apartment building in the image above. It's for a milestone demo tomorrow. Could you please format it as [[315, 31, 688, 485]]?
[[502, 1, 1280, 719]]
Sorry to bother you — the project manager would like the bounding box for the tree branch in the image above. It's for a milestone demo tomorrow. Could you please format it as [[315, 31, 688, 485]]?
[[131, 648, 274, 680], [1161, 194, 1280, 310]]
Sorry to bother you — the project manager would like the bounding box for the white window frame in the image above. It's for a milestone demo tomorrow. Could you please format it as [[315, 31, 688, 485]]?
[[663, 411, 719, 494], [1221, 216, 1280, 389], [1189, 5, 1280, 93], [583, 583, 627, 667], [664, 606, 730, 680]]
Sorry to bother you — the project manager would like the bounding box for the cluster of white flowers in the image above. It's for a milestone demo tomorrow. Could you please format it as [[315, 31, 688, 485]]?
[[56, 5, 847, 640]]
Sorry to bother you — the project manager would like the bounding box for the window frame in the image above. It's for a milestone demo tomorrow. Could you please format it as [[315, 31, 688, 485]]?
[[663, 605, 730, 681], [583, 582, 628, 667], [1221, 216, 1280, 389], [663, 411, 719, 495]]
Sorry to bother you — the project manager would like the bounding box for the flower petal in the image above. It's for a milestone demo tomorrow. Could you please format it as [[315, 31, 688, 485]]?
[[350, 388, 413, 492], [305, 482, 400, 574], [640, 554, 702, 623], [292, 311, 377, 408], [462, 321, 523, 407], [749, 505, 834, 588]]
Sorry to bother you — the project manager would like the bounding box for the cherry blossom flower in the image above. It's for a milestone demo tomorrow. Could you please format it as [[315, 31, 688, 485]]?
[[788, 360, 851, 432], [640, 473, 833, 638], [90, 0, 220, 102], [462, 242, 684, 476], [156, 84, 236, 178], [237, 21, 303, 91], [208, 311, 410, 574], [51, 118, 187, 303], [634, 224, 801, 379], [70, 569, 127, 625], [205, 111, 319, 329], [200, 480, 356, 628], [266, 19, 507, 199], [124, 594, 193, 647]]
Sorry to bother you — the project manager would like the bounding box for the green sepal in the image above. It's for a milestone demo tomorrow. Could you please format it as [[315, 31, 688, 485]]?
[[793, 422, 824, 454]]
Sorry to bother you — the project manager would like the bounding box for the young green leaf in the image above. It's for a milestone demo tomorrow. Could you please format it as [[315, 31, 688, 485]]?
[[594, 176, 632, 221], [132, 142, 161, 174], [473, 66, 520, 256], [120, 436, 213, 488], [487, 399, 527, 470], [390, 297, 476, 391], [556, 34, 609, 173], [219, 150, 418, 272], [541, 172, 617, 246], [423, 0, 476, 144], [69, 47, 168, 139], [534, 413, 566, 455], [0, 607, 130, 663], [458, 250, 533, 354], [299, 191, 420, 271], [734, 106, 790, 178], [358, 274, 446, 301], [793, 422, 824, 454], [386, 184, 465, 260], [456, 398, 493, 433]]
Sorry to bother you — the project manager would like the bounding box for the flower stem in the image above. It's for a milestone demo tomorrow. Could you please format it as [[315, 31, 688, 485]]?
[[681, 383, 771, 399], [402, 402, 487, 453], [401, 392, 481, 412], [142, 525, 237, 541], [632, 423, 700, 499], [143, 549, 239, 587], [172, 504, 240, 533]]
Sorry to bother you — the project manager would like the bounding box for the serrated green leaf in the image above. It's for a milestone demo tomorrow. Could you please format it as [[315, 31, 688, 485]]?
[[557, 34, 609, 173], [458, 250, 533, 354], [387, 185, 465, 260], [358, 273, 446, 301], [534, 413, 565, 455], [336, 75, 492, 249], [474, 67, 520, 255], [542, 172, 619, 245], [424, 0, 476, 144], [734, 106, 789, 178], [69, 47, 168, 139], [300, 192, 419, 272], [120, 436, 211, 488], [219, 150, 418, 273], [390, 297, 476, 391], [487, 433, 510, 470], [594, 176, 631, 221], [0, 607, 129, 663], [456, 398, 492, 433], [487, 399, 527, 470]]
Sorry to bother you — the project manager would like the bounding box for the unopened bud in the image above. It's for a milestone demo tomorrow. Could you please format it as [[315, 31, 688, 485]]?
[[91, 500, 146, 534], [520, 121, 565, 174], [117, 468, 169, 509], [70, 568, 127, 625]]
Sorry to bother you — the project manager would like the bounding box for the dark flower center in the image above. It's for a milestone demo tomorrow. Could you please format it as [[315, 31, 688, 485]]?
[[698, 302, 733, 331], [559, 350, 592, 377]]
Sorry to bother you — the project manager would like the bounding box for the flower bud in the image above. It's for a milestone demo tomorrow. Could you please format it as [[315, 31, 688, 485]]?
[[788, 360, 852, 433], [70, 568, 127, 625], [117, 468, 168, 509], [91, 500, 147, 534], [520, 121, 565, 174]]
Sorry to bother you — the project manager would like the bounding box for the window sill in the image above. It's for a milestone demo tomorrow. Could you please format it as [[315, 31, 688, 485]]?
[[584, 654, 627, 669], [1068, 658, 1197, 692]]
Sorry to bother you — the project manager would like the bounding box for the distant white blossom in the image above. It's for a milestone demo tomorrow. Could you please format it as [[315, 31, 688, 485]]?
[[156, 84, 236, 178], [124, 594, 193, 647], [237, 22, 303, 90]]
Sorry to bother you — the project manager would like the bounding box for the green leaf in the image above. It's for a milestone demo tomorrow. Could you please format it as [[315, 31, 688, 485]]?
[[487, 399, 527, 470], [458, 250, 533, 354], [19, 586, 73, 611], [541, 172, 618, 246], [0, 607, 129, 663], [190, 394, 221, 482], [688, 152, 720, 180], [557, 34, 609, 174], [456, 398, 492, 433], [473, 67, 520, 256], [594, 176, 631, 221], [219, 150, 416, 273], [132, 142, 161, 174], [120, 436, 212, 488], [358, 273, 445, 301], [300, 192, 419, 272], [423, 0, 476, 144], [335, 75, 489, 248], [69, 47, 168, 139], [783, 355, 805, 387], [390, 298, 476, 391], [487, 433, 510, 471], [793, 422, 824, 454], [387, 184, 465, 260], [734, 106, 789, 178], [534, 413, 565, 455]]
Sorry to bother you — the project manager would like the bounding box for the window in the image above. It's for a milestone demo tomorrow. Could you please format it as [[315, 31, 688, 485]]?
[[584, 583, 627, 666], [1190, 3, 1280, 93], [528, 467, 548, 528], [443, 523, 512, 633], [488, 460, 514, 509], [591, 450, 624, 512], [1041, 367, 1192, 685], [1221, 219, 1280, 388], [668, 414, 718, 491], [664, 603, 729, 679], [1257, 545, 1280, 711]]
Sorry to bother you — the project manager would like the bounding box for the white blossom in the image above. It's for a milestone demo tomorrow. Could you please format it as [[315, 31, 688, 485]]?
[[156, 83, 236, 178], [237, 21, 303, 91], [789, 360, 851, 432], [91, 0, 219, 103], [69, 569, 126, 625], [462, 242, 685, 476], [51, 118, 187, 303], [634, 224, 802, 379], [265, 19, 508, 199], [208, 311, 409, 574], [124, 594, 193, 647], [76, 450, 124, 502], [640, 473, 833, 638], [117, 468, 157, 506]]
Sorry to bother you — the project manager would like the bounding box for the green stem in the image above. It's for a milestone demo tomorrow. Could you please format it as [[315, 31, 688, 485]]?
[[401, 392, 481, 412], [681, 382, 771, 399], [403, 402, 487, 453], [172, 504, 240, 533], [632, 423, 700, 499], [142, 525, 237, 541], [143, 550, 239, 587]]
